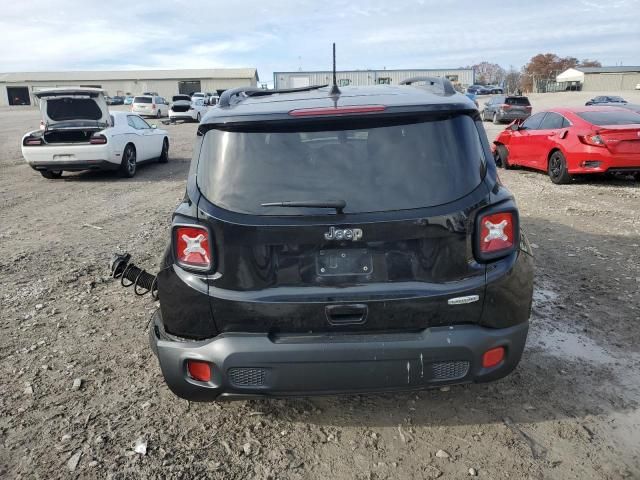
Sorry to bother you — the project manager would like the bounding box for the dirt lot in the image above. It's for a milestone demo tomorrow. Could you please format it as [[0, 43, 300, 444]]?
[[1, 91, 639, 480]]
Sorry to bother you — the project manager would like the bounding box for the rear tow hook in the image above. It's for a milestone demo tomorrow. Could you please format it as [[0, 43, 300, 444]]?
[[110, 253, 159, 299]]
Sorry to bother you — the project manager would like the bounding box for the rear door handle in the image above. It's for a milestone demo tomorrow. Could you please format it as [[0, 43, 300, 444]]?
[[325, 304, 368, 326]]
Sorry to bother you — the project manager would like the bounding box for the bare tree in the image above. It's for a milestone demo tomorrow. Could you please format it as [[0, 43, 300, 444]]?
[[470, 62, 506, 85], [504, 66, 521, 94]]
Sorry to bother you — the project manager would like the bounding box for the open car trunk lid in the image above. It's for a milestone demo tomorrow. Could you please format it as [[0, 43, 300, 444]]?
[[195, 111, 490, 334], [34, 88, 110, 130]]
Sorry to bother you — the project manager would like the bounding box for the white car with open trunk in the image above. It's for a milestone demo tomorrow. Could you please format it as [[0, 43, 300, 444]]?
[[21, 88, 170, 179], [168, 95, 208, 122]]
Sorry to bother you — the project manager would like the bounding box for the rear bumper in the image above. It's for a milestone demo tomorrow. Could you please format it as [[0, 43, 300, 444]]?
[[22, 143, 116, 171], [150, 310, 529, 401], [496, 111, 530, 121], [566, 149, 640, 174], [169, 111, 195, 120]]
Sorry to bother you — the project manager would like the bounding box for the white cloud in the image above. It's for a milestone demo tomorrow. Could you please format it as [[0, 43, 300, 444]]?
[[0, 0, 638, 79]]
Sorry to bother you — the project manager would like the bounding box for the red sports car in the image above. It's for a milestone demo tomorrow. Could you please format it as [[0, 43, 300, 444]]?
[[492, 106, 640, 184]]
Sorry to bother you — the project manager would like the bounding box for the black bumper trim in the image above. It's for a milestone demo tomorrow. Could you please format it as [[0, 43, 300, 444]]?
[[30, 161, 119, 172]]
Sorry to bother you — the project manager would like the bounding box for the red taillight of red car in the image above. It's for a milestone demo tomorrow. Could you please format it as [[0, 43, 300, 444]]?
[[174, 225, 212, 271], [23, 136, 43, 146], [578, 133, 606, 147], [475, 210, 519, 262], [89, 134, 107, 145]]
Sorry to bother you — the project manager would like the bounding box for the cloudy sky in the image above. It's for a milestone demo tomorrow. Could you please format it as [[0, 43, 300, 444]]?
[[1, 0, 638, 84]]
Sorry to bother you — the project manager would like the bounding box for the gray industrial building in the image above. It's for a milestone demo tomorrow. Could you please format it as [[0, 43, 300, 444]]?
[[0, 68, 259, 106], [274, 68, 474, 90], [555, 66, 640, 91], [581, 66, 640, 91]]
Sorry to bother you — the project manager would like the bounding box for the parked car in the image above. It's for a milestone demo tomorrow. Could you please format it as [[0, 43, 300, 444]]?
[[124, 96, 134, 105], [21, 88, 169, 179], [486, 85, 504, 94], [492, 106, 640, 183], [131, 95, 168, 118], [467, 85, 491, 95], [110, 96, 124, 106], [169, 95, 207, 122], [105, 96, 113, 105], [191, 92, 207, 103], [482, 95, 532, 124], [149, 79, 534, 401], [206, 93, 220, 106], [585, 96, 627, 106], [586, 102, 640, 114]]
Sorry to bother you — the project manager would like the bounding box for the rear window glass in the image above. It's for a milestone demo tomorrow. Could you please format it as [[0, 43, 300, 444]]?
[[46, 98, 103, 121], [505, 97, 530, 106], [197, 114, 486, 215], [576, 111, 640, 126], [134, 97, 152, 104]]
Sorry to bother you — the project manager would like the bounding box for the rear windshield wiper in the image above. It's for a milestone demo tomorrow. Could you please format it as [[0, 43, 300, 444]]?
[[261, 200, 346, 214]]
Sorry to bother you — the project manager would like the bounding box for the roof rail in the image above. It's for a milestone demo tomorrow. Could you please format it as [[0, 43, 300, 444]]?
[[399, 76, 457, 96], [218, 84, 329, 108]]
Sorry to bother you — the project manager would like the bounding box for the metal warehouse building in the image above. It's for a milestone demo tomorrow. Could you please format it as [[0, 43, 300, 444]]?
[[556, 66, 640, 91], [581, 66, 640, 91], [274, 68, 474, 90], [0, 68, 259, 107]]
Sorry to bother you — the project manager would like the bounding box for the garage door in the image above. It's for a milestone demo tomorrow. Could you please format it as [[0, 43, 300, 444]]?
[[290, 76, 311, 88]]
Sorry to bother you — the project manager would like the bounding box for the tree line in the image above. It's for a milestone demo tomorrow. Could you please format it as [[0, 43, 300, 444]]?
[[463, 54, 601, 92]]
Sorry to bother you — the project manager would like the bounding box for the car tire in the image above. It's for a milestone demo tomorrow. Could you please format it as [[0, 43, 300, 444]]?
[[40, 170, 62, 179], [493, 112, 500, 125], [495, 144, 510, 169], [119, 144, 137, 178], [159, 138, 169, 163], [548, 151, 572, 184]]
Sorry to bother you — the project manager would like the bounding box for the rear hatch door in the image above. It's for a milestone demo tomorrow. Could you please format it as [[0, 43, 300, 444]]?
[[35, 88, 110, 130], [196, 111, 490, 334]]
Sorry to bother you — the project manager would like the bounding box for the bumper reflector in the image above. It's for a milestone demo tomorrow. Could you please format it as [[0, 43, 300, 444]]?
[[187, 360, 211, 382], [482, 347, 505, 368]]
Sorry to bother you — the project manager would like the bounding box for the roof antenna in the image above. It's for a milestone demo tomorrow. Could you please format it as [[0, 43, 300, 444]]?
[[329, 43, 341, 96]]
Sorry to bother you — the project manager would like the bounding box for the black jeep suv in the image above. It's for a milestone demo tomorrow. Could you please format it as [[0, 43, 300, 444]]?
[[150, 78, 534, 401]]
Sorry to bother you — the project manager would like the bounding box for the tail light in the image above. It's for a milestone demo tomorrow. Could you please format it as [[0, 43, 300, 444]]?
[[475, 209, 519, 262], [578, 133, 605, 147], [89, 134, 107, 145], [500, 104, 511, 110], [174, 225, 212, 271], [23, 135, 43, 146], [525, 105, 532, 111]]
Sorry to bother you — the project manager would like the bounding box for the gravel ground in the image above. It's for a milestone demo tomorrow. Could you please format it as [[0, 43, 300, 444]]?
[[1, 91, 639, 480]]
